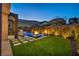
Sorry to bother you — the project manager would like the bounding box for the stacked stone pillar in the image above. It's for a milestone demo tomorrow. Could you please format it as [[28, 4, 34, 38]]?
[[0, 3, 12, 56], [9, 13, 18, 39]]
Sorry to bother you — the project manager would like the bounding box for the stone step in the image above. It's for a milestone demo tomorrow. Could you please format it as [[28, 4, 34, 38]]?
[[14, 43, 21, 46], [23, 41, 28, 44], [76, 49, 79, 54]]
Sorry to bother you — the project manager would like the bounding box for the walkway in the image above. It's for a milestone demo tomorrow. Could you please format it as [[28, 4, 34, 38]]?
[[2, 40, 13, 56], [69, 37, 77, 56]]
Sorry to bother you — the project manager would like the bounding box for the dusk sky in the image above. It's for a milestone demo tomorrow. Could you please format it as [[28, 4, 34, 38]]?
[[11, 3, 79, 22]]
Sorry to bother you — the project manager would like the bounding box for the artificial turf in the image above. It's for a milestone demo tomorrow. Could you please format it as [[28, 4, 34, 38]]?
[[10, 36, 72, 56]]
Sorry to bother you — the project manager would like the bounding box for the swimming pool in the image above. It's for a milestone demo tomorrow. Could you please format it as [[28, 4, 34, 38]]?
[[24, 32, 43, 38]]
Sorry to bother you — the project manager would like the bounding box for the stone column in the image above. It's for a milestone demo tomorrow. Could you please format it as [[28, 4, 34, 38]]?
[[9, 13, 18, 39], [15, 15, 18, 39], [0, 3, 2, 56], [0, 3, 12, 56]]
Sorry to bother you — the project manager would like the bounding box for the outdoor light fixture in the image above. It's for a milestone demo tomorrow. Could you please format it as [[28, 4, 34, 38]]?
[[33, 31, 39, 38], [34, 31, 38, 35], [44, 30, 48, 36], [45, 30, 48, 34]]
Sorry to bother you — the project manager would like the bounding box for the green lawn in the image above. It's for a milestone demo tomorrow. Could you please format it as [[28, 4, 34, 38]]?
[[10, 36, 72, 56]]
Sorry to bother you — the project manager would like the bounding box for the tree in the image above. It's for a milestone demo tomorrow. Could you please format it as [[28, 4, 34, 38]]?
[[69, 17, 79, 24]]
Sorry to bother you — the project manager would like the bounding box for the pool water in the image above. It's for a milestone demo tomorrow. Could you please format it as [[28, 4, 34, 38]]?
[[24, 32, 43, 38]]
